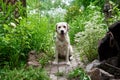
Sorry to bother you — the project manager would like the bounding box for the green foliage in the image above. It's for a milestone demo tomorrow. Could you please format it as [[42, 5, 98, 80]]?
[[1, 0, 120, 79], [0, 1, 56, 79], [71, 0, 118, 9], [0, 20, 30, 68], [27, 0, 40, 10], [27, 15, 55, 67], [0, 15, 55, 68], [65, 5, 81, 22], [68, 14, 85, 44], [32, 0, 65, 10], [27, 15, 54, 52], [0, 0, 27, 69], [40, 0, 54, 10], [68, 68, 90, 80], [71, 0, 105, 8], [0, 0, 58, 69], [0, 1, 26, 24], [65, 5, 84, 44], [0, 4, 55, 68], [0, 68, 50, 80], [74, 4, 107, 63]]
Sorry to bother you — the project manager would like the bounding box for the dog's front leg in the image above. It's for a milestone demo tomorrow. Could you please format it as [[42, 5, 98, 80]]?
[[53, 47, 58, 64], [66, 47, 70, 65]]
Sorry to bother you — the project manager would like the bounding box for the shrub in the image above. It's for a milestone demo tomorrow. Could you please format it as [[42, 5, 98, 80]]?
[[0, 19, 31, 68], [74, 4, 107, 63], [0, 14, 55, 68], [64, 5, 85, 44], [68, 14, 85, 44], [27, 15, 54, 52]]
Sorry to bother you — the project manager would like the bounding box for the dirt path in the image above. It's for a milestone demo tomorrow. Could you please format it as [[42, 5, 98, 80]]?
[[45, 47, 84, 80]]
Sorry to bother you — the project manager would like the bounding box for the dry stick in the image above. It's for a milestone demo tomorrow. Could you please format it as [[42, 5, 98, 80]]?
[[105, 63, 120, 71]]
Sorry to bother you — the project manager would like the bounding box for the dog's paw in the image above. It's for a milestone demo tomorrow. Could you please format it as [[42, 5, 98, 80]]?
[[66, 61, 71, 66], [52, 61, 58, 65]]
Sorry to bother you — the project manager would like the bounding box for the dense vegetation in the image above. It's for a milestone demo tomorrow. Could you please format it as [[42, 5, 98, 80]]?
[[68, 67, 90, 80], [0, 0, 120, 79]]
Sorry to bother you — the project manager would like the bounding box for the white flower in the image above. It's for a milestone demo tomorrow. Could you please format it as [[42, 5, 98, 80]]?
[[18, 16, 22, 20], [10, 22, 16, 28]]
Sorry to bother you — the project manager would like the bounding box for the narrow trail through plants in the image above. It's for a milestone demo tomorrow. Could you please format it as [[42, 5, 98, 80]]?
[[44, 46, 84, 80]]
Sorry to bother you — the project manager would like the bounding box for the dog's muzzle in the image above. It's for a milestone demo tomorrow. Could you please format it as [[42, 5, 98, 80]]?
[[61, 30, 64, 35]]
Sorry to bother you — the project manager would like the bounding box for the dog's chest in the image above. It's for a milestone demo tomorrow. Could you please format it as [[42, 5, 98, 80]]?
[[58, 41, 68, 48], [56, 40, 69, 56]]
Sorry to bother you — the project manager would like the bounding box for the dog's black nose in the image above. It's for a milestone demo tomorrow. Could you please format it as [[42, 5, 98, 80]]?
[[61, 30, 64, 34]]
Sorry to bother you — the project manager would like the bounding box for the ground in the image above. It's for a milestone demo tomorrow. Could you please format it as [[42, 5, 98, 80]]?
[[45, 47, 85, 80]]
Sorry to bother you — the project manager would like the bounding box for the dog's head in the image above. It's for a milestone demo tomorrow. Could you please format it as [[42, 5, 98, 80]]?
[[56, 22, 69, 36]]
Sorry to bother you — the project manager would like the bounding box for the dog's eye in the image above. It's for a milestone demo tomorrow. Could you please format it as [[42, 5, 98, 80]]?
[[63, 26, 66, 28], [58, 26, 61, 28]]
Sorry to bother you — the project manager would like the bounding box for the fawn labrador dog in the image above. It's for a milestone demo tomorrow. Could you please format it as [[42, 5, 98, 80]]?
[[53, 22, 73, 65]]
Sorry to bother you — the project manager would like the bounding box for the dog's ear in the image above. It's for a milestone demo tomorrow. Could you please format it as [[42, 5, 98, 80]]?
[[56, 23, 58, 32], [67, 23, 70, 31]]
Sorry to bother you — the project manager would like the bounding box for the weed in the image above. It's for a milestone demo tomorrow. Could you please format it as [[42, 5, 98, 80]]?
[[67, 68, 90, 80], [0, 67, 50, 80]]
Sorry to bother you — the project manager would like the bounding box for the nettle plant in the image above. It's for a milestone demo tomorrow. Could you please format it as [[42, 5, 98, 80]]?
[[74, 4, 107, 63]]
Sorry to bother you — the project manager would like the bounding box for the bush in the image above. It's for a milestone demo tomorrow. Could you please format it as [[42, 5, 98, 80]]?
[[0, 68, 50, 80], [0, 19, 31, 68], [74, 4, 107, 63], [68, 14, 85, 44], [0, 1, 28, 68], [64, 5, 85, 44], [0, 14, 55, 68], [27, 15, 54, 52]]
